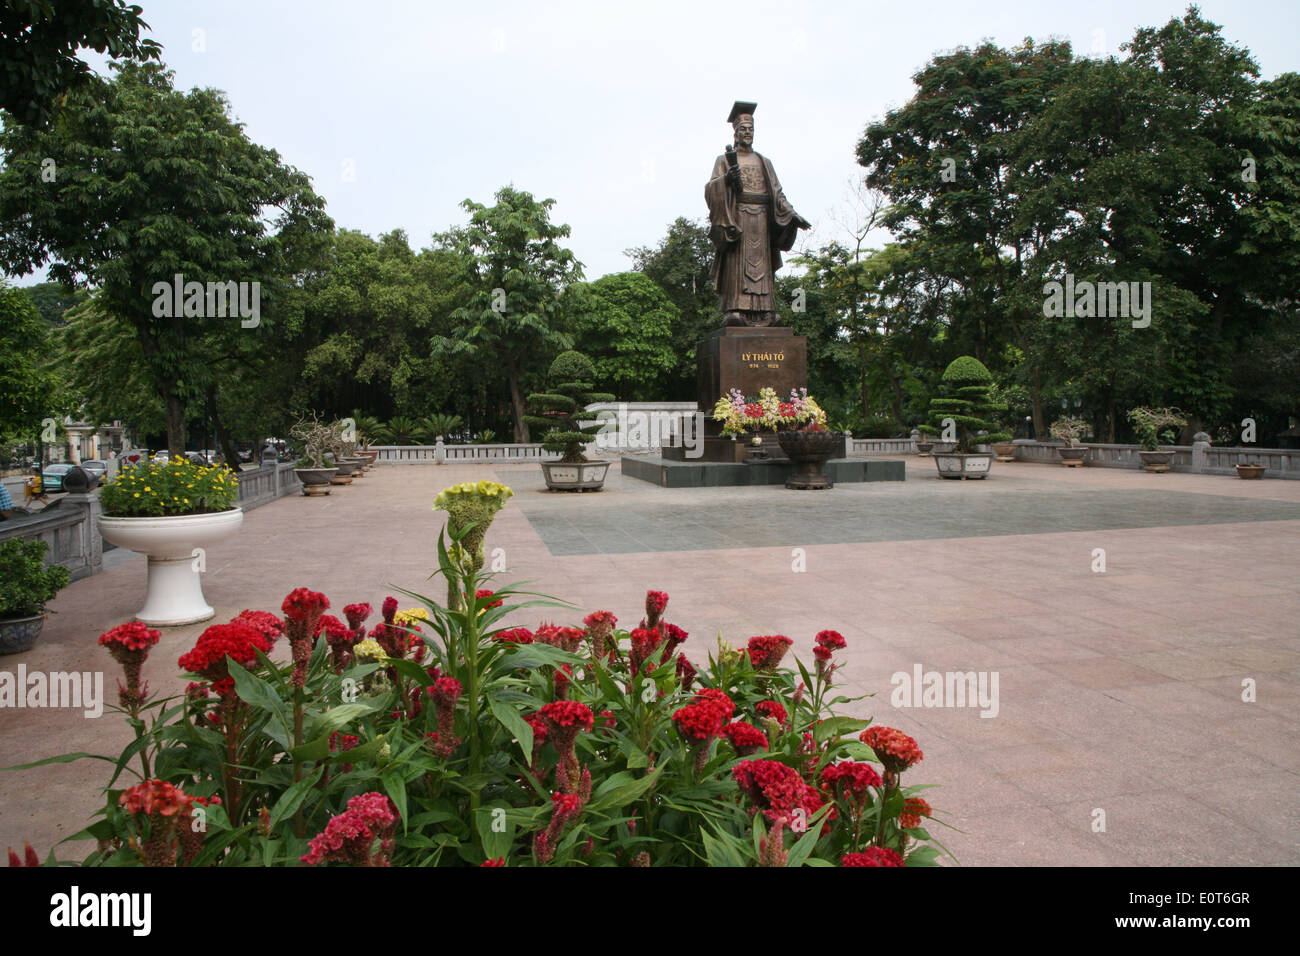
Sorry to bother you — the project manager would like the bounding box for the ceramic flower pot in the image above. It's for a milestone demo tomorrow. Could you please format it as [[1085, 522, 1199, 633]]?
[[540, 460, 610, 491], [992, 442, 1018, 462], [0, 613, 45, 656], [1058, 445, 1088, 467], [97, 509, 243, 626], [1235, 464, 1266, 479], [295, 467, 338, 495], [1138, 451, 1173, 473], [933, 452, 994, 479], [777, 430, 839, 489]]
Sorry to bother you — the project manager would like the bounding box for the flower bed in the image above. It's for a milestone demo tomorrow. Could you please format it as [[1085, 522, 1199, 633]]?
[[98, 458, 238, 517], [8, 485, 947, 867]]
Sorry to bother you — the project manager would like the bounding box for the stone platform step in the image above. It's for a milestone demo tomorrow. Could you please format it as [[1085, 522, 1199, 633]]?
[[621, 454, 905, 488]]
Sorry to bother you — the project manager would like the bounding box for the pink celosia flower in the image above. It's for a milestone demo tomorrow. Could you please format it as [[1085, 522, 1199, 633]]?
[[300, 793, 398, 866]]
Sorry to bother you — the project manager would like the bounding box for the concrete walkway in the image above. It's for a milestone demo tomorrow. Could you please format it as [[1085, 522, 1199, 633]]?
[[2, 457, 1297, 865]]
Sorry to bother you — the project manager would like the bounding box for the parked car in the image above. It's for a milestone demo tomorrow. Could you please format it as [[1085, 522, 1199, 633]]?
[[41, 463, 74, 492], [80, 460, 108, 481], [152, 450, 170, 463]]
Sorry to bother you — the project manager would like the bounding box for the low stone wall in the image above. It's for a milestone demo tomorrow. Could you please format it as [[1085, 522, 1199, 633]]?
[[371, 443, 561, 464], [1005, 440, 1299, 478], [235, 461, 303, 509], [0, 493, 102, 581]]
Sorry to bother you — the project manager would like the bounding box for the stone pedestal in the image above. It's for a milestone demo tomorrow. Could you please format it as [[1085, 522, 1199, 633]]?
[[664, 326, 808, 464]]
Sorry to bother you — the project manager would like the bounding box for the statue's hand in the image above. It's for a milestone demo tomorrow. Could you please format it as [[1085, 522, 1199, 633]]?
[[726, 166, 742, 188], [724, 225, 741, 242]]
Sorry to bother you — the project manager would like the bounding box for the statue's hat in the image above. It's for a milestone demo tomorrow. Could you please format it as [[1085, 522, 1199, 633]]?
[[728, 101, 757, 125]]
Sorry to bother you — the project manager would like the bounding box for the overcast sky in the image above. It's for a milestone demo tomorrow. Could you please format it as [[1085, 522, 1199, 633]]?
[[21, 0, 1300, 283]]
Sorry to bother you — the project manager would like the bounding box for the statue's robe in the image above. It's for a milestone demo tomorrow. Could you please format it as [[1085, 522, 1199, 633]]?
[[705, 151, 802, 315]]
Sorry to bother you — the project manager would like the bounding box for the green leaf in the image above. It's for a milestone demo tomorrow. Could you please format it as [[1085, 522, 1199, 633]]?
[[786, 805, 833, 867], [475, 804, 514, 861], [267, 766, 324, 831], [486, 690, 533, 760], [380, 768, 409, 831], [702, 828, 747, 867], [1, 751, 116, 772], [227, 658, 292, 747], [587, 765, 663, 812], [813, 716, 871, 744]]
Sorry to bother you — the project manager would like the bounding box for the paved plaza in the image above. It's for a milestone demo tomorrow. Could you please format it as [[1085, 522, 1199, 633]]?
[[2, 457, 1298, 865]]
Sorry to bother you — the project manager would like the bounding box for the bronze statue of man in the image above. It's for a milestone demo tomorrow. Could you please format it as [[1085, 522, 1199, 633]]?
[[705, 101, 811, 327]]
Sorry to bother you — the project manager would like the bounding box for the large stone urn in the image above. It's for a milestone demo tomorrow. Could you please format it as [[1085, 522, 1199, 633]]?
[[777, 429, 839, 490], [933, 452, 994, 479], [97, 508, 244, 625]]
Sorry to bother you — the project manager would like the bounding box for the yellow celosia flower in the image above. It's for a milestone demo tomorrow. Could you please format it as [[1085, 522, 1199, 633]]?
[[354, 638, 386, 661]]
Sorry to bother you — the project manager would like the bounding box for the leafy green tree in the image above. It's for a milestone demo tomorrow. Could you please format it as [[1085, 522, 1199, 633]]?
[[22, 281, 86, 326], [0, 61, 331, 458], [433, 187, 583, 442], [857, 36, 1076, 436], [0, 281, 62, 438], [0, 0, 162, 127], [626, 217, 717, 390], [568, 273, 678, 401]]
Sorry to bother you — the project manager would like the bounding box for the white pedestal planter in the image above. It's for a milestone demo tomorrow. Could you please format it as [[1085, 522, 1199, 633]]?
[[97, 509, 243, 626]]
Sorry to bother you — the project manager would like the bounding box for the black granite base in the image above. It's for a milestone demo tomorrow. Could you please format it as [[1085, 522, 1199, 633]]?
[[621, 454, 905, 488]]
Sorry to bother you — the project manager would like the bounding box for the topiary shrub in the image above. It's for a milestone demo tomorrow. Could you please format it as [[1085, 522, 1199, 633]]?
[[918, 356, 1012, 453], [525, 351, 615, 463], [0, 538, 70, 619]]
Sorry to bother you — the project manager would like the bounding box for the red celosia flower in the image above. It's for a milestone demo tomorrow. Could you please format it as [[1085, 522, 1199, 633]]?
[[525, 714, 548, 747], [900, 797, 933, 830], [747, 635, 793, 670], [535, 623, 584, 652], [723, 721, 768, 755], [599, 709, 616, 729], [476, 589, 503, 609], [732, 758, 826, 826], [644, 590, 669, 627], [672, 702, 725, 742], [232, 610, 284, 643], [676, 654, 697, 688], [481, 857, 505, 867], [661, 622, 689, 656], [97, 622, 161, 653], [315, 614, 349, 639], [814, 630, 846, 651], [841, 847, 905, 867], [281, 587, 329, 624], [300, 792, 398, 867], [693, 687, 735, 720], [629, 626, 664, 674], [98, 622, 161, 712], [813, 645, 832, 662], [539, 700, 594, 731], [553, 665, 571, 700], [819, 760, 882, 794], [756, 700, 787, 727], [342, 603, 372, 631], [493, 627, 534, 644], [584, 610, 619, 659], [178, 622, 273, 690], [858, 726, 924, 774], [382, 596, 398, 622]]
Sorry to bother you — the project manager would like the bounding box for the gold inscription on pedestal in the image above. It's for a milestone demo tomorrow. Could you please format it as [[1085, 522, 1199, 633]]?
[[741, 352, 784, 362]]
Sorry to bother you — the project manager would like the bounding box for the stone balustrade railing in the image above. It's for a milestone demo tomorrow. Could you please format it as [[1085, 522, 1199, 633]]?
[[371, 443, 561, 464], [849, 436, 917, 455], [1004, 439, 1298, 478]]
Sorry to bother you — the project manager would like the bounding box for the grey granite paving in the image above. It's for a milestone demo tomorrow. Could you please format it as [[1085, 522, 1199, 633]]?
[[507, 470, 1300, 555]]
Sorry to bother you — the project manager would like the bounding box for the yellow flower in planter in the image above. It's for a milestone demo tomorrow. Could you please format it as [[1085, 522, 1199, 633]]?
[[354, 638, 386, 661]]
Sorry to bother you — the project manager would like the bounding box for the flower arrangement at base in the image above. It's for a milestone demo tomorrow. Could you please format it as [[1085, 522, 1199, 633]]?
[[97, 457, 238, 517], [713, 387, 828, 437], [12, 535, 950, 867]]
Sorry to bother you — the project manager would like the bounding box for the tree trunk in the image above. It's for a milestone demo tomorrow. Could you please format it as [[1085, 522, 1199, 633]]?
[[1030, 369, 1045, 441], [162, 384, 187, 458], [206, 385, 243, 472], [508, 364, 529, 443]]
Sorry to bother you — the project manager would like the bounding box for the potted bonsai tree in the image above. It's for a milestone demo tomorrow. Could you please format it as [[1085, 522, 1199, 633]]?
[[1049, 416, 1092, 466], [1127, 406, 1187, 473], [919, 356, 1011, 479], [0, 538, 71, 654], [96, 457, 242, 625], [290, 413, 340, 495], [525, 351, 615, 491]]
